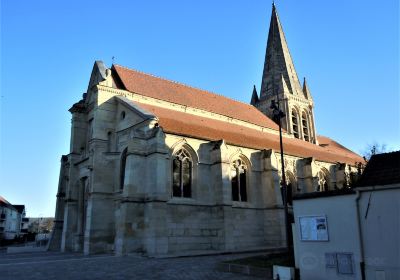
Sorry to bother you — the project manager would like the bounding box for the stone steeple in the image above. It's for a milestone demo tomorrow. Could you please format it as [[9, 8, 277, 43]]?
[[252, 4, 317, 144], [260, 3, 304, 99]]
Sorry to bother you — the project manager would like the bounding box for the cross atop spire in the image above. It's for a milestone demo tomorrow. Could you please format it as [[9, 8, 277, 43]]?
[[259, 4, 303, 99]]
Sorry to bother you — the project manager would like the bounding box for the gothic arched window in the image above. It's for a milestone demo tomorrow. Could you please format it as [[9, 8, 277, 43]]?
[[172, 149, 192, 198], [231, 159, 247, 202], [120, 148, 127, 190], [317, 170, 329, 192], [285, 171, 298, 206], [107, 131, 112, 152], [302, 112, 310, 142], [292, 110, 300, 139]]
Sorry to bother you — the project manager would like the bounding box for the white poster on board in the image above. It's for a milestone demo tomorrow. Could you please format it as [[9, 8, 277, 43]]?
[[299, 215, 328, 241]]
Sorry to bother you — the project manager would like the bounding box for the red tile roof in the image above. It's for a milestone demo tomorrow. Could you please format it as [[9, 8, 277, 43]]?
[[112, 65, 279, 131], [0, 196, 11, 205], [136, 102, 363, 165], [316, 136, 360, 157], [112, 65, 363, 165], [0, 195, 15, 210]]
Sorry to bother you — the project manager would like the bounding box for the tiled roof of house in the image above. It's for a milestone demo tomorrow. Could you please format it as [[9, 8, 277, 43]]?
[[357, 151, 400, 186], [112, 65, 279, 131], [0, 196, 11, 205], [0, 195, 15, 210], [112, 65, 363, 165]]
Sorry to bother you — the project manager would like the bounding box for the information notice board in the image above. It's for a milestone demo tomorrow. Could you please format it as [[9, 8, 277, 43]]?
[[299, 215, 329, 241]]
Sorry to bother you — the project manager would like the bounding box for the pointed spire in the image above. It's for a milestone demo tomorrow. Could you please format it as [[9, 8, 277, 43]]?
[[250, 85, 259, 106], [302, 77, 312, 100], [260, 4, 303, 99]]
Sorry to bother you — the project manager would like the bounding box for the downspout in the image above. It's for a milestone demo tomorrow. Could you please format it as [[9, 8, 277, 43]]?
[[355, 190, 366, 280]]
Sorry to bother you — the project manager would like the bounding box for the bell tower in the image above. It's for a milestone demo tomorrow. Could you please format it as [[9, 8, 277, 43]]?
[[251, 4, 317, 144]]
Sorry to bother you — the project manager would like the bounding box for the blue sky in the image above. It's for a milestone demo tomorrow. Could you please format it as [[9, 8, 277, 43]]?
[[1, 0, 399, 217]]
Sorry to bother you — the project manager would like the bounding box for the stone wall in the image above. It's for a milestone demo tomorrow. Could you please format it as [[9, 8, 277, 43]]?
[[166, 204, 224, 252], [51, 62, 354, 256]]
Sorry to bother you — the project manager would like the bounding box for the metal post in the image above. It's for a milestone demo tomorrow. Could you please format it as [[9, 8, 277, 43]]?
[[277, 104, 290, 253], [270, 2, 291, 254]]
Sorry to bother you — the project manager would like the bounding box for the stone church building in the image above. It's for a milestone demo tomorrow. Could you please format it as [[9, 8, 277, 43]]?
[[49, 5, 363, 256]]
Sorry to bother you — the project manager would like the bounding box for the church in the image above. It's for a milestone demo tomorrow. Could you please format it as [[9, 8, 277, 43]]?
[[49, 4, 363, 256]]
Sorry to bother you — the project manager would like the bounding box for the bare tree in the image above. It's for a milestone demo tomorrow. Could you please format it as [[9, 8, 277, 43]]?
[[362, 142, 387, 161]]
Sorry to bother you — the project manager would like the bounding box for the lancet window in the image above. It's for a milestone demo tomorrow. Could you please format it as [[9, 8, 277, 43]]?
[[286, 171, 298, 206], [231, 159, 248, 202], [317, 171, 329, 192], [107, 132, 112, 152], [172, 149, 192, 198], [292, 110, 300, 139], [302, 112, 310, 142], [120, 148, 128, 190]]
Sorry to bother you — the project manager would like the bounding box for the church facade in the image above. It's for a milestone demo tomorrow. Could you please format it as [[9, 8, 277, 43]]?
[[49, 5, 363, 256]]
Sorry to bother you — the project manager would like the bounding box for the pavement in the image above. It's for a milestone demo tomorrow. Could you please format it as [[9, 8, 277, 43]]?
[[0, 250, 270, 280]]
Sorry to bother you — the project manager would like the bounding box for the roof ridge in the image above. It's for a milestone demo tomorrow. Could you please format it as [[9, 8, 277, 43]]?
[[113, 64, 256, 109], [317, 135, 332, 139]]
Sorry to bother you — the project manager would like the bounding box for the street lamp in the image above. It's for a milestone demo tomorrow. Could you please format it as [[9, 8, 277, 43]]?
[[269, 1, 292, 256], [271, 98, 291, 255]]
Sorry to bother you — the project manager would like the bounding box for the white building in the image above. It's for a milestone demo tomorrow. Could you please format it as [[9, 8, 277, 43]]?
[[292, 151, 400, 280], [13, 205, 28, 237], [0, 197, 26, 240]]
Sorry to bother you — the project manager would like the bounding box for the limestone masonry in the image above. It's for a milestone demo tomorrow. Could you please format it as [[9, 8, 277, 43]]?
[[49, 4, 363, 256]]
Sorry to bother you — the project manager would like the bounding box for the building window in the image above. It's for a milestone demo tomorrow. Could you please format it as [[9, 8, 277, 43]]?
[[85, 118, 93, 157], [285, 171, 298, 206], [231, 159, 247, 202], [337, 253, 354, 275], [285, 181, 295, 205], [302, 112, 310, 142], [317, 170, 329, 192], [172, 149, 192, 198], [107, 131, 112, 152], [120, 148, 127, 190], [292, 110, 300, 139]]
